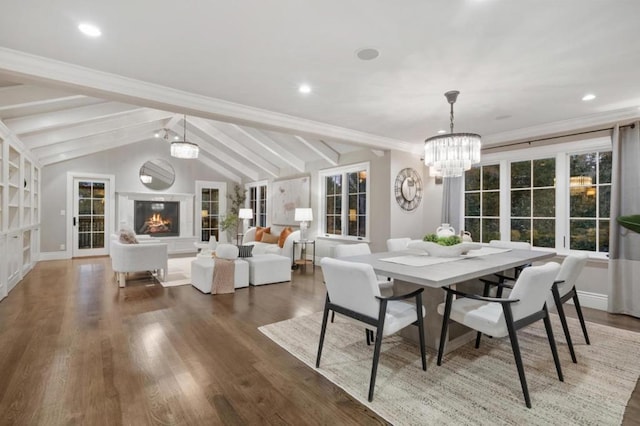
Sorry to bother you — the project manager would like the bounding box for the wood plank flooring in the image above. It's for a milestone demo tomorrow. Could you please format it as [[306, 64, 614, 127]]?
[[0, 257, 638, 425]]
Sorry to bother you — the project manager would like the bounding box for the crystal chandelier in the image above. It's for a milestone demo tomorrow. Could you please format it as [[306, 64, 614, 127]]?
[[424, 91, 481, 177], [171, 115, 199, 159]]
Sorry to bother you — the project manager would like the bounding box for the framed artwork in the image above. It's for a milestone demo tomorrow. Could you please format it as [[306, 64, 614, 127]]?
[[271, 175, 311, 225]]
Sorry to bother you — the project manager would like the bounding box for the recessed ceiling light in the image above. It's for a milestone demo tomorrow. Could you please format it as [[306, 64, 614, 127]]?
[[299, 84, 311, 94], [78, 23, 102, 37], [582, 93, 596, 101], [437, 130, 446, 134], [174, 135, 180, 140], [154, 132, 160, 138], [356, 48, 380, 61]]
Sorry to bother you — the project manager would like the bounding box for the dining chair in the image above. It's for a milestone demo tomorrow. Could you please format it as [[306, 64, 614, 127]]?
[[334, 243, 393, 296], [437, 262, 563, 408], [548, 253, 590, 363], [386, 237, 411, 252], [317, 257, 427, 401]]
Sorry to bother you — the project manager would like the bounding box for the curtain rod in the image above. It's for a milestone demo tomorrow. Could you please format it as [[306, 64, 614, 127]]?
[[484, 122, 636, 151]]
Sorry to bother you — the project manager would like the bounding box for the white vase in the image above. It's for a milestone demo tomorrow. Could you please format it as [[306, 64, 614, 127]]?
[[436, 223, 456, 238]]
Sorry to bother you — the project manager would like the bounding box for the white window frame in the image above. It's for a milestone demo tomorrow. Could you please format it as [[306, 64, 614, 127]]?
[[472, 136, 611, 259], [245, 180, 269, 227], [318, 162, 371, 242], [195, 180, 226, 243]]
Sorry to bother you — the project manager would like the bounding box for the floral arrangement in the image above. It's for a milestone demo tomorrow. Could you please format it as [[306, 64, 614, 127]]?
[[423, 234, 462, 246]]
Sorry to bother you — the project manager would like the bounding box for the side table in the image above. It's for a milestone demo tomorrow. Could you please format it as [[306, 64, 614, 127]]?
[[292, 240, 315, 272]]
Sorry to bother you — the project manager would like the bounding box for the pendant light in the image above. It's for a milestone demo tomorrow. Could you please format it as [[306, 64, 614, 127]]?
[[171, 115, 199, 159]]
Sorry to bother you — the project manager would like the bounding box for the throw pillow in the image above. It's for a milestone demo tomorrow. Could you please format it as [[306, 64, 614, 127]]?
[[255, 226, 271, 241], [278, 227, 293, 248], [260, 232, 280, 244], [118, 228, 138, 244], [237, 245, 254, 258]]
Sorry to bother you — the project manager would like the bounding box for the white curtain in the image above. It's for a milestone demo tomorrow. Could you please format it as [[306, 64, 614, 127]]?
[[441, 176, 463, 233], [608, 122, 640, 317]]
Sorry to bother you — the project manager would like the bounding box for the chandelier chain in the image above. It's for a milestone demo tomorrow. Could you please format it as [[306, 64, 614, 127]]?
[[450, 102, 455, 134]]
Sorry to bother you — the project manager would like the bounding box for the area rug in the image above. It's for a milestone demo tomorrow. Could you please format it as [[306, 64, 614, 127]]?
[[259, 312, 640, 425], [161, 256, 196, 287]]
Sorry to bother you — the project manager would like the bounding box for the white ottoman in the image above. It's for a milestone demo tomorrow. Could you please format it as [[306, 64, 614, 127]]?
[[190, 257, 249, 293], [246, 254, 292, 286]]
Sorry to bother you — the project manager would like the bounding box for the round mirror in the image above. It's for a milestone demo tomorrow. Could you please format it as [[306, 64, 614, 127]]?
[[139, 159, 175, 190]]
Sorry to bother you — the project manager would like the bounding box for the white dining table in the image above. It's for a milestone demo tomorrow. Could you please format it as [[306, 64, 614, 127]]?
[[339, 247, 556, 351]]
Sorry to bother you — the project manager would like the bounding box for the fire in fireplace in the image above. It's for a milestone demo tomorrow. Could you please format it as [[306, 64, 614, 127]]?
[[134, 201, 180, 237]]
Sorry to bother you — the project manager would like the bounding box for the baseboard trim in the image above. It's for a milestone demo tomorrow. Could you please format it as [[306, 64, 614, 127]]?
[[567, 290, 608, 311], [39, 252, 70, 261]]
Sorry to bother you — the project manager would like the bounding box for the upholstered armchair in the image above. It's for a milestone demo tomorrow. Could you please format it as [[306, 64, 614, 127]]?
[[110, 239, 168, 287]]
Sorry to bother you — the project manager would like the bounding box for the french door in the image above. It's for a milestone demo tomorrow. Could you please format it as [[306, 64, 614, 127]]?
[[72, 178, 110, 257]]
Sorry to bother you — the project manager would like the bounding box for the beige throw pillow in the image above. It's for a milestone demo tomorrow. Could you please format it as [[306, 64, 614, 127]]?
[[260, 232, 280, 244]]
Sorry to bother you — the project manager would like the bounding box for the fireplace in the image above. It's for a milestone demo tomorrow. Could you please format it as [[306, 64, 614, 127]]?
[[134, 201, 180, 237]]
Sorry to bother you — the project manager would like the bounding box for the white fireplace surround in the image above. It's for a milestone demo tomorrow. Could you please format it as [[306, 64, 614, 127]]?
[[117, 192, 197, 254]]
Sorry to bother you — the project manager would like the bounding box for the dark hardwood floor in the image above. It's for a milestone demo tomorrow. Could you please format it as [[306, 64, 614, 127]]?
[[0, 257, 638, 425]]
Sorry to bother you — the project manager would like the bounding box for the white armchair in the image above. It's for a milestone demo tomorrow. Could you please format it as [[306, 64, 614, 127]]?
[[110, 239, 168, 287]]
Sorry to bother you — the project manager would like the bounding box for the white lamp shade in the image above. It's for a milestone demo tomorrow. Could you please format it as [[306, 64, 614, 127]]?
[[238, 208, 253, 219], [295, 208, 313, 222]]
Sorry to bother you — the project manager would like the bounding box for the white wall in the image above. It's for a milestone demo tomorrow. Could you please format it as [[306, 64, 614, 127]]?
[[40, 138, 234, 253]]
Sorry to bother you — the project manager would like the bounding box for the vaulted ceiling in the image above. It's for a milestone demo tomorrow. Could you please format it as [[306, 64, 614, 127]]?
[[1, 1, 640, 181]]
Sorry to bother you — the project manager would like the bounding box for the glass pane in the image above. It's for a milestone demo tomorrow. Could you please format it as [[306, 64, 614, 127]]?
[[79, 199, 92, 214], [570, 191, 596, 217], [326, 217, 334, 234], [358, 216, 366, 237], [599, 152, 612, 183], [92, 183, 105, 198], [78, 216, 92, 231], [78, 233, 91, 249], [211, 189, 219, 202], [327, 196, 335, 214], [511, 219, 530, 242], [599, 185, 611, 217], [358, 170, 367, 192], [78, 182, 92, 198], [349, 195, 357, 210], [92, 199, 105, 215], [511, 161, 531, 189], [599, 220, 610, 253], [335, 216, 342, 234], [336, 196, 342, 211], [202, 189, 211, 202], [532, 188, 555, 217], [570, 153, 597, 182], [358, 195, 366, 214], [92, 233, 104, 249], [326, 176, 334, 194], [465, 167, 480, 191], [482, 192, 499, 217], [202, 217, 210, 228], [92, 217, 104, 231], [348, 172, 358, 193], [464, 218, 480, 242], [348, 217, 357, 236], [482, 219, 500, 242], [511, 190, 530, 217], [465, 193, 480, 216], [533, 219, 555, 248], [533, 158, 555, 187], [483, 165, 500, 190], [570, 219, 596, 251]]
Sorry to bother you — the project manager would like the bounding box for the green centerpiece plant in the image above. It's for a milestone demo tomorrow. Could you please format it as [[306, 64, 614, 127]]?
[[423, 234, 462, 246]]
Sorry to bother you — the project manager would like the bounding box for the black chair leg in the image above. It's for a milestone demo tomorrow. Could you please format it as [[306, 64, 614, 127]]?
[[552, 285, 577, 363], [475, 282, 491, 349], [368, 301, 388, 402], [316, 295, 331, 368], [503, 305, 531, 408], [437, 291, 454, 366], [416, 294, 427, 371], [572, 291, 591, 345], [366, 329, 371, 346], [543, 305, 564, 382], [331, 311, 335, 323]]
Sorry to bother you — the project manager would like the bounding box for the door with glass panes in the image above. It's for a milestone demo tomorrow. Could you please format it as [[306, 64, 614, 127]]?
[[73, 179, 109, 257]]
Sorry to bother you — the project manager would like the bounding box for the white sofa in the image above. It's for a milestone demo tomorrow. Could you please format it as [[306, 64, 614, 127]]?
[[110, 239, 169, 287], [242, 227, 301, 265]]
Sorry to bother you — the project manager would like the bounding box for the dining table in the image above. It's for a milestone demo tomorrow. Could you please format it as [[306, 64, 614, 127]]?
[[339, 246, 557, 352]]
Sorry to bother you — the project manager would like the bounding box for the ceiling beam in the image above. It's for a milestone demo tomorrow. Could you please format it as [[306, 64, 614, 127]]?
[[294, 136, 340, 166], [22, 108, 173, 149], [0, 84, 87, 111], [231, 125, 306, 172], [166, 121, 260, 181], [5, 101, 144, 135], [189, 117, 280, 177], [0, 48, 416, 153]]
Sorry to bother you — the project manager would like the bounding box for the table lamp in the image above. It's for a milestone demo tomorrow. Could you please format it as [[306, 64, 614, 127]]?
[[238, 208, 253, 244], [295, 208, 313, 241]]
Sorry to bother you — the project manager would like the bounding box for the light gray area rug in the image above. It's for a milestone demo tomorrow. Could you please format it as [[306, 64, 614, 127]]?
[[161, 257, 196, 287], [259, 312, 640, 425]]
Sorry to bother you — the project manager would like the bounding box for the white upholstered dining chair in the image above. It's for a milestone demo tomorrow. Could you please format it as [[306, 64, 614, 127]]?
[[437, 262, 563, 408], [386, 237, 412, 252], [334, 243, 393, 296], [317, 257, 427, 401]]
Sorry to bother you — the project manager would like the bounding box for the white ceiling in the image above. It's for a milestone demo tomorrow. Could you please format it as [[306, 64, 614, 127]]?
[[1, 1, 640, 177]]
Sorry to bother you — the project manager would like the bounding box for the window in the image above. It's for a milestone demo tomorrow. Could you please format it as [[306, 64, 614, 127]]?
[[463, 137, 612, 256], [464, 164, 500, 243], [245, 180, 268, 227], [510, 158, 556, 248], [320, 162, 369, 240], [195, 181, 226, 243]]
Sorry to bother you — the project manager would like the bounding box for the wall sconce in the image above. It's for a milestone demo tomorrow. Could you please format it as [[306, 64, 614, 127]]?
[[295, 208, 313, 241]]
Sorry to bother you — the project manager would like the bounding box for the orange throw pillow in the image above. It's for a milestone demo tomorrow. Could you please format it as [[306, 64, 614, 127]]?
[[261, 232, 279, 244], [255, 226, 270, 241], [278, 227, 293, 248]]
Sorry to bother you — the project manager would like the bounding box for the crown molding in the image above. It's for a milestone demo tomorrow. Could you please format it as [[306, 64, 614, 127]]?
[[0, 47, 416, 153], [483, 107, 640, 146]]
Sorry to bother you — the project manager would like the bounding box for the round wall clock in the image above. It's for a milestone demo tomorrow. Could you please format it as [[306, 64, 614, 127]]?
[[394, 167, 423, 211]]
